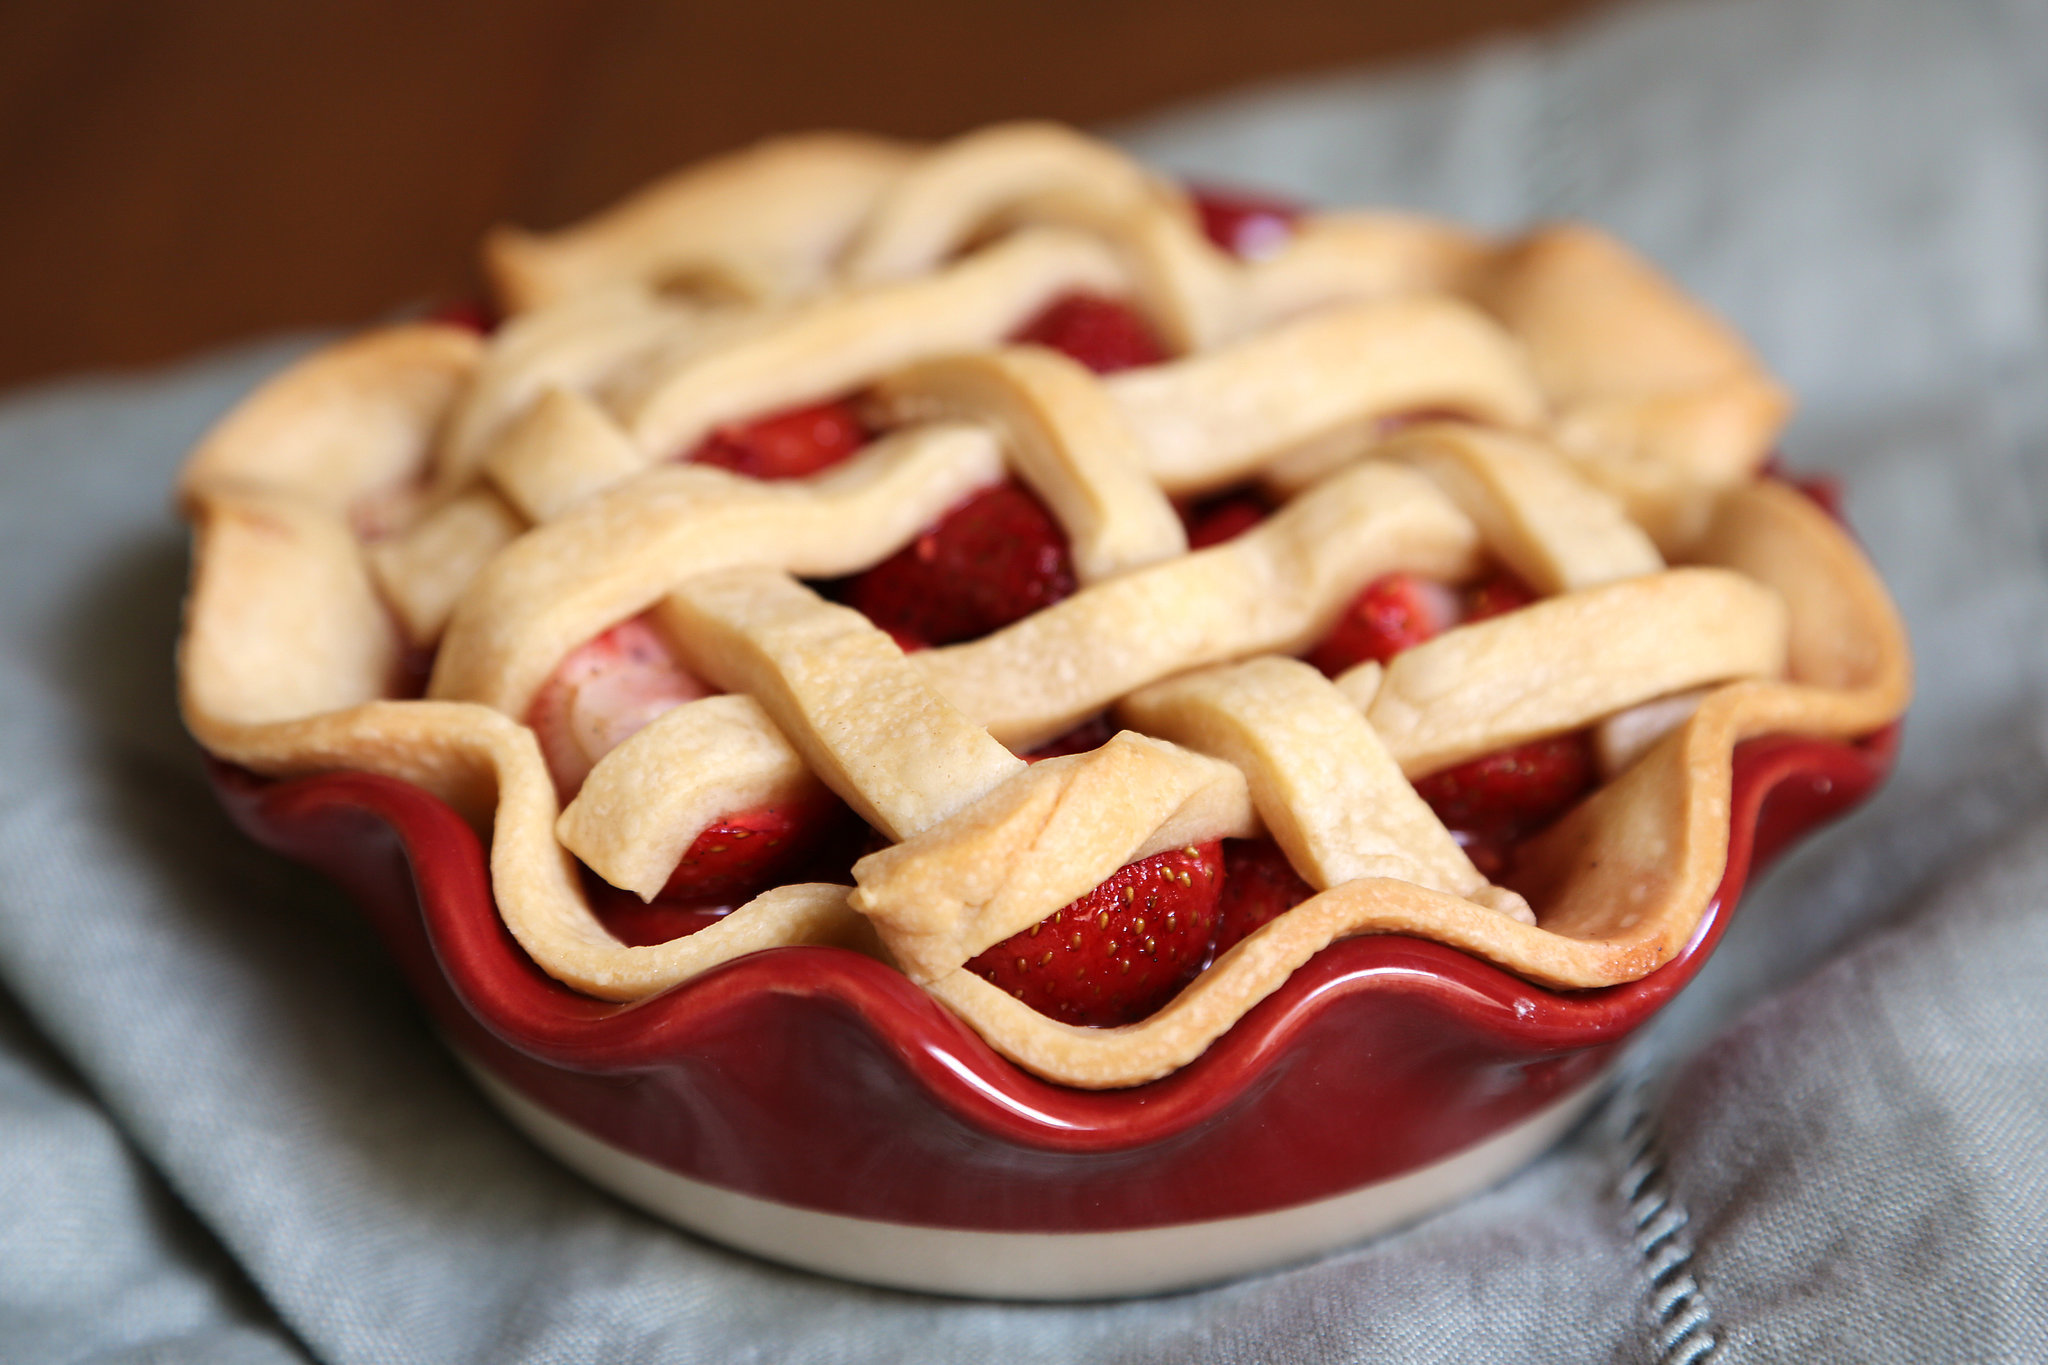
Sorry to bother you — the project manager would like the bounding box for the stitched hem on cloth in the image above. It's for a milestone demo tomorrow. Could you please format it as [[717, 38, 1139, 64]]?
[[1616, 1094, 1721, 1364]]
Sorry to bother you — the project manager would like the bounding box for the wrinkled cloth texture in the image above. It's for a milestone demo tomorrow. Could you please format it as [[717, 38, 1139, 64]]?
[[3, 0, 2047, 1359]]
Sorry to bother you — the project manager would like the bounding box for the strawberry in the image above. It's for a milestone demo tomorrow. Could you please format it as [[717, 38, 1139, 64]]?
[[689, 397, 870, 480], [1180, 491, 1270, 549], [428, 298, 496, 333], [528, 615, 713, 797], [1411, 732, 1596, 878], [1189, 187, 1300, 259], [1010, 292, 1166, 373], [844, 480, 1077, 647], [1210, 837, 1316, 958], [1307, 572, 1458, 676], [1462, 568, 1537, 622], [965, 843, 1224, 1026], [657, 792, 855, 905], [581, 871, 731, 948]]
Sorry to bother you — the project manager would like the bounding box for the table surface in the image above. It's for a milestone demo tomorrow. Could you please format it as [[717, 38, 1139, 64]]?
[[2, 0, 1607, 391]]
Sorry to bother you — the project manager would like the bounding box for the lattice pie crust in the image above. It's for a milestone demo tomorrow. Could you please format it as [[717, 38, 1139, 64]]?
[[178, 123, 1909, 1088]]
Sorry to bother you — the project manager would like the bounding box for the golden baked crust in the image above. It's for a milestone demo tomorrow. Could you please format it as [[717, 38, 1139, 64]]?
[[177, 122, 1908, 1089]]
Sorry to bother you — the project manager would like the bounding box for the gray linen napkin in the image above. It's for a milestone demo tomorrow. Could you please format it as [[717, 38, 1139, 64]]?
[[3, 0, 2045, 1359]]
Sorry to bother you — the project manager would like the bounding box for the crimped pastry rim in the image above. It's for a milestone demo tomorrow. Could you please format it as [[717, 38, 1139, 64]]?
[[206, 722, 1896, 1151]]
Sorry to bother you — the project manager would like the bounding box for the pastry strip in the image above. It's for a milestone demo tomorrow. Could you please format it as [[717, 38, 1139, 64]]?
[[843, 121, 1178, 286], [850, 731, 1258, 982], [1118, 657, 1522, 916], [658, 568, 1024, 841], [612, 227, 1132, 471], [434, 288, 697, 488], [485, 131, 917, 313], [1236, 211, 1488, 319], [556, 694, 829, 901], [367, 486, 525, 648], [915, 460, 1482, 750], [1372, 421, 1663, 592], [871, 348, 1187, 582], [429, 421, 1006, 718], [1366, 567, 1790, 777], [481, 387, 649, 522], [1106, 297, 1546, 494]]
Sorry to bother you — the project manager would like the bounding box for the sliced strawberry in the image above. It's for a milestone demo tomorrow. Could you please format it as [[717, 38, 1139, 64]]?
[[528, 614, 713, 797], [1462, 568, 1537, 622], [658, 792, 853, 905], [1180, 491, 1270, 549], [1210, 837, 1316, 958], [1190, 187, 1299, 259], [1308, 572, 1458, 677], [1010, 292, 1166, 373], [689, 397, 870, 480], [844, 480, 1077, 647], [965, 843, 1224, 1027], [428, 298, 496, 333], [581, 871, 732, 948], [1412, 732, 1597, 878]]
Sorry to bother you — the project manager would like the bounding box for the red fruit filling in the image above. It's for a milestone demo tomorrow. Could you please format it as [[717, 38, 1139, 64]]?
[[427, 299, 496, 333], [658, 792, 858, 905], [1180, 491, 1271, 549], [528, 614, 714, 798], [1210, 837, 1317, 959], [688, 397, 870, 480], [1308, 572, 1458, 676], [1412, 733, 1597, 879], [1190, 187, 1300, 259], [966, 842, 1224, 1027], [580, 797, 863, 946], [1310, 567, 1540, 676], [579, 872, 733, 948], [845, 480, 1077, 647], [1010, 291, 1168, 373], [1304, 565, 1586, 872], [1462, 568, 1537, 623]]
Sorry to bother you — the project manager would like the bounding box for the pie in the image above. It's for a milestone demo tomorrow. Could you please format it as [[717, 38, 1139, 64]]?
[[176, 122, 1911, 1089]]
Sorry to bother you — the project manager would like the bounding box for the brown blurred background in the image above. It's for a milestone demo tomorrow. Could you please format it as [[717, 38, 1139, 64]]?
[[2, 0, 1611, 390]]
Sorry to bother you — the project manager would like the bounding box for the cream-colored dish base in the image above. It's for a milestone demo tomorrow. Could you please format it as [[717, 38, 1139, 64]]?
[[461, 1052, 1608, 1300]]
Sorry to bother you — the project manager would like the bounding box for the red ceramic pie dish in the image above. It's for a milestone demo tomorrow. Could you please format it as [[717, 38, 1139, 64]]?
[[205, 722, 1894, 1276]]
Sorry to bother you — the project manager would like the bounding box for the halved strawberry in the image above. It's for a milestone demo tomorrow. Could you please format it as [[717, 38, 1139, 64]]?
[[658, 791, 854, 905], [1180, 491, 1270, 549], [1307, 572, 1458, 677], [1190, 187, 1300, 259], [1462, 568, 1537, 622], [581, 871, 731, 948], [1412, 732, 1596, 878], [844, 480, 1077, 647], [689, 397, 870, 480], [1009, 292, 1166, 373], [528, 614, 713, 797], [1210, 837, 1316, 958], [428, 298, 496, 333], [965, 843, 1225, 1027]]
